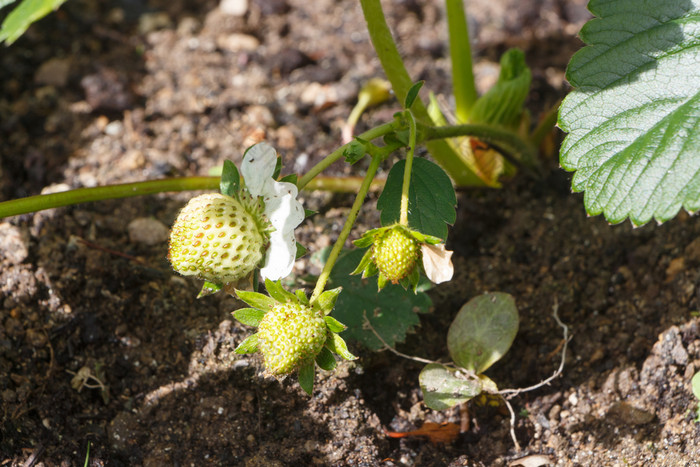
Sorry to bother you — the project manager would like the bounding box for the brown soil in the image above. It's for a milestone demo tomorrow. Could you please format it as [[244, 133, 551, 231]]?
[[2, 0, 699, 465]]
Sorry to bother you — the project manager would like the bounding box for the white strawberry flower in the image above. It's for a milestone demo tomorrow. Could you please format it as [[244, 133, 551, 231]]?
[[241, 143, 304, 281]]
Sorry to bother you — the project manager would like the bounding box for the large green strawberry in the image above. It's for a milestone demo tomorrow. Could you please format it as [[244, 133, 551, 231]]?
[[256, 302, 327, 375], [168, 193, 267, 284], [372, 226, 419, 282]]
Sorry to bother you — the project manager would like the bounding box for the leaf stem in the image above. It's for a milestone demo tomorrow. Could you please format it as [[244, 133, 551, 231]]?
[[0, 177, 220, 219], [445, 0, 477, 121], [529, 99, 561, 148], [310, 154, 382, 304], [399, 112, 417, 226], [297, 122, 396, 190]]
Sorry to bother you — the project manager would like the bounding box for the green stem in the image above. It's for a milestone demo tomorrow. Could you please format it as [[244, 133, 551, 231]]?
[[529, 99, 561, 148], [445, 0, 477, 121], [420, 122, 538, 169], [399, 112, 417, 226], [0, 177, 220, 219], [297, 122, 396, 190], [310, 154, 382, 304]]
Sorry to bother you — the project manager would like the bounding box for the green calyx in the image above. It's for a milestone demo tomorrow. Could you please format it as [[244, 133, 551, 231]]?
[[232, 279, 356, 395], [352, 223, 442, 291]]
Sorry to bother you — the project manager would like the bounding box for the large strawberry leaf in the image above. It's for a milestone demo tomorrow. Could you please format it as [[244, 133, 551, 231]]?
[[558, 0, 700, 225], [328, 249, 432, 350], [377, 158, 456, 239]]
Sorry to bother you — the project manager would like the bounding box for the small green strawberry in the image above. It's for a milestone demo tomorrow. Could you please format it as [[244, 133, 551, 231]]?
[[352, 223, 449, 291], [257, 302, 327, 375], [372, 226, 419, 282], [233, 279, 356, 394], [168, 193, 268, 284]]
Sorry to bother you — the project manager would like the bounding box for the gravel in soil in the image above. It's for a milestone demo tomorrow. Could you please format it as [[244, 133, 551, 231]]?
[[1, 0, 700, 465]]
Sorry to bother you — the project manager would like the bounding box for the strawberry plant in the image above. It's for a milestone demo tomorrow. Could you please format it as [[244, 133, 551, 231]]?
[[0, 0, 698, 438]]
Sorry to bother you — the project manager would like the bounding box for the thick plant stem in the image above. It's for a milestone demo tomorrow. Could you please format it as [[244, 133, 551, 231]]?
[[310, 154, 382, 304], [297, 122, 396, 190], [0, 177, 220, 219], [446, 0, 477, 122], [399, 113, 417, 226], [360, 0, 484, 187]]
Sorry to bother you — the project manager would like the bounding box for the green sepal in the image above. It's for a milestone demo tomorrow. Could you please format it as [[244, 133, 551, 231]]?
[[220, 160, 241, 197], [235, 333, 259, 354], [404, 81, 424, 109], [408, 230, 443, 245], [350, 248, 374, 275], [315, 347, 337, 371], [296, 242, 307, 259], [313, 287, 342, 315], [326, 333, 357, 361], [295, 289, 310, 306], [324, 315, 346, 333], [343, 140, 366, 164], [197, 281, 222, 298], [298, 360, 315, 395], [272, 156, 282, 180], [353, 231, 379, 249], [235, 290, 276, 310], [232, 308, 266, 327], [280, 173, 297, 185], [303, 209, 317, 219], [264, 279, 297, 304], [363, 261, 378, 279], [377, 273, 388, 291]]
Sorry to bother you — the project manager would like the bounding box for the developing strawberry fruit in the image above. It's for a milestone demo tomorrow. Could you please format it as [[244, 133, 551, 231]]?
[[372, 226, 419, 282]]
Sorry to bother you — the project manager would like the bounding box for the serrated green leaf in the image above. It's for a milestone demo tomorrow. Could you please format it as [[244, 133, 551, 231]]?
[[344, 140, 366, 164], [298, 361, 315, 395], [470, 48, 531, 129], [558, 0, 700, 225], [447, 293, 519, 374], [232, 308, 265, 327], [329, 249, 431, 350], [326, 333, 357, 361], [315, 347, 337, 371], [220, 160, 240, 197], [313, 287, 342, 315], [235, 290, 276, 310], [419, 363, 482, 411], [692, 371, 700, 400], [323, 315, 346, 333], [377, 158, 456, 239], [0, 0, 68, 45], [404, 81, 424, 109], [235, 333, 259, 354], [264, 279, 297, 304]]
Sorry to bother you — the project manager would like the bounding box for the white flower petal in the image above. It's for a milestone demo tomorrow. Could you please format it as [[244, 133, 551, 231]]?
[[264, 182, 305, 234], [241, 142, 277, 197], [260, 229, 297, 280], [421, 243, 454, 284]]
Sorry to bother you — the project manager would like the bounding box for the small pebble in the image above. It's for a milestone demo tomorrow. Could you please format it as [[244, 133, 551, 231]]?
[[128, 218, 170, 246]]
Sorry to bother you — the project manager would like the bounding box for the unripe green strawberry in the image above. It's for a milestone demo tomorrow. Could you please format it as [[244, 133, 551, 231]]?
[[168, 193, 266, 284], [372, 227, 419, 282], [257, 303, 327, 375]]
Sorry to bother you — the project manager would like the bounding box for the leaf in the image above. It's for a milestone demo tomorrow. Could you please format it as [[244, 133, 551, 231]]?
[[298, 361, 315, 395], [232, 308, 265, 327], [0, 0, 68, 45], [692, 371, 700, 400], [404, 81, 424, 109], [219, 160, 240, 197], [558, 0, 700, 225], [343, 140, 366, 164], [315, 347, 337, 371], [469, 48, 531, 129], [329, 249, 432, 350], [419, 363, 482, 411], [447, 292, 519, 374], [234, 333, 259, 354], [377, 158, 457, 239], [384, 421, 460, 445]]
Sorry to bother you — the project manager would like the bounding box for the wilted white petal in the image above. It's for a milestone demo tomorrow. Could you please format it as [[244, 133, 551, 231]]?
[[241, 142, 277, 197], [260, 229, 297, 280], [421, 243, 454, 284], [264, 183, 305, 234]]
